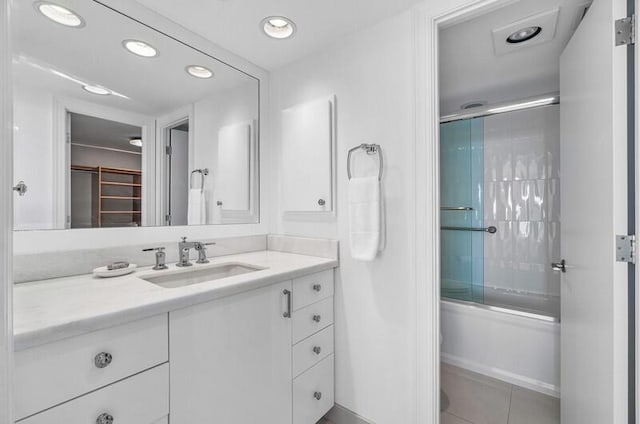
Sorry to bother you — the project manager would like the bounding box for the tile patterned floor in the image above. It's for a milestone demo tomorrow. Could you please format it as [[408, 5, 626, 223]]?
[[441, 363, 560, 424]]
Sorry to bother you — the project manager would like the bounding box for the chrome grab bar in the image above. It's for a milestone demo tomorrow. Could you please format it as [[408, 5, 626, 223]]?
[[441, 226, 497, 234], [441, 207, 473, 211]]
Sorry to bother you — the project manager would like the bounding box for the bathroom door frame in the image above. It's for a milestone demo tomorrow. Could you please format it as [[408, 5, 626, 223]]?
[[414, 0, 640, 423], [412, 1, 545, 422], [0, 0, 13, 421]]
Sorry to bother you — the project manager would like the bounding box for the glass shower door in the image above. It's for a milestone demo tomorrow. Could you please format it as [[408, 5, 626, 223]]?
[[440, 118, 484, 303]]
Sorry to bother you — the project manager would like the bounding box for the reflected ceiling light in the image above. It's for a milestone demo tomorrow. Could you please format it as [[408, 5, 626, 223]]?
[[487, 97, 556, 114], [186, 65, 214, 79], [129, 138, 143, 147], [83, 85, 111, 95], [122, 39, 158, 58], [506, 26, 542, 44], [35, 2, 85, 28], [261, 16, 296, 39]]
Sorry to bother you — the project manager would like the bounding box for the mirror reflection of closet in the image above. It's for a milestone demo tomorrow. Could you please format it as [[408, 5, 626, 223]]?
[[69, 113, 142, 228]]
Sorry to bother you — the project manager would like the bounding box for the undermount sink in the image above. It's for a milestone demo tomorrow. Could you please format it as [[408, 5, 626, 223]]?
[[142, 263, 265, 289]]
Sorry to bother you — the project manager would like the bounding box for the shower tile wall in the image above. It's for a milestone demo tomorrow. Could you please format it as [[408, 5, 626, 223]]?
[[483, 105, 560, 303]]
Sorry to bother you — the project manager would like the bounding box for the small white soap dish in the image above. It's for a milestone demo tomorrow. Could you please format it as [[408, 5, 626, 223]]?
[[93, 264, 137, 278]]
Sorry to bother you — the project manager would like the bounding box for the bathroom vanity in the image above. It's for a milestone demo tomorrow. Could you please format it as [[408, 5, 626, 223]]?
[[13, 250, 337, 424]]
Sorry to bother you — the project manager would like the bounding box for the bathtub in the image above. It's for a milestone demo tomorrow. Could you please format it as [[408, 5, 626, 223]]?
[[441, 299, 560, 397]]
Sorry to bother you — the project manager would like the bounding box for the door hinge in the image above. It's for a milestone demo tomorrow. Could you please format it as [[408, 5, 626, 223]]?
[[165, 213, 171, 224], [616, 235, 636, 263], [165, 145, 172, 156], [616, 15, 635, 46]]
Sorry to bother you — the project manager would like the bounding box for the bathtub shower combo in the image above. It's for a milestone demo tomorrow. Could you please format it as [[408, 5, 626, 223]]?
[[439, 101, 561, 395], [440, 102, 560, 320]]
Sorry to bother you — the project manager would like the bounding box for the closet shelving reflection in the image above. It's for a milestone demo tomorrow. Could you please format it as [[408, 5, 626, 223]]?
[[70, 165, 142, 227]]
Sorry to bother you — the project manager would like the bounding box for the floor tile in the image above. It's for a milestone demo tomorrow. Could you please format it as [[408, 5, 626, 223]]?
[[441, 364, 512, 424], [507, 386, 560, 424], [442, 412, 474, 424]]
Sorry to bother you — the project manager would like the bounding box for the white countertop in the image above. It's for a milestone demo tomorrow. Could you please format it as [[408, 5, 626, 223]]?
[[14, 250, 338, 351]]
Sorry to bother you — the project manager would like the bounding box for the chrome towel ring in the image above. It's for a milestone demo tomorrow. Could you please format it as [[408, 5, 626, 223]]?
[[347, 143, 383, 180], [190, 168, 209, 190]]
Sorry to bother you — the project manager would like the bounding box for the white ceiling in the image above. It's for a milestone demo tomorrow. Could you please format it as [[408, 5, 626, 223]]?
[[12, 0, 257, 116], [439, 0, 591, 115], [70, 113, 142, 152], [133, 0, 427, 70]]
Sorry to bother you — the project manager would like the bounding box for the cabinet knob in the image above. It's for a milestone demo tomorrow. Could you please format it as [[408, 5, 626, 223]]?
[[313, 346, 322, 355], [94, 352, 113, 369], [312, 284, 322, 292], [217, 201, 223, 206], [314, 391, 322, 401], [96, 413, 114, 424], [318, 199, 326, 206], [312, 315, 321, 323]]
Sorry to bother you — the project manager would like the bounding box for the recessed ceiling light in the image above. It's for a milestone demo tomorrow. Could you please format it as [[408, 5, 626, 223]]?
[[186, 65, 214, 79], [261, 16, 296, 39], [506, 26, 542, 44], [122, 39, 158, 58], [83, 85, 111, 95], [35, 2, 85, 28], [129, 138, 142, 147]]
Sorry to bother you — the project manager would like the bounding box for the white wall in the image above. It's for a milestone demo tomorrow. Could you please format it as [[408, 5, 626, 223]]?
[[270, 11, 417, 424], [13, 84, 55, 230]]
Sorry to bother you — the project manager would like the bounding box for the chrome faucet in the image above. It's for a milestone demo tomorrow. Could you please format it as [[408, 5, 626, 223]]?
[[142, 247, 168, 270], [177, 237, 198, 267], [177, 237, 216, 267]]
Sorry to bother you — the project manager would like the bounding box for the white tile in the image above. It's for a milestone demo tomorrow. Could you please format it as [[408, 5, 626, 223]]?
[[508, 386, 559, 424]]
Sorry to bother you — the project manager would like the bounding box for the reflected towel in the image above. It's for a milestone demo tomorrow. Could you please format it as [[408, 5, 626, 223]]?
[[188, 189, 206, 225], [349, 176, 381, 261]]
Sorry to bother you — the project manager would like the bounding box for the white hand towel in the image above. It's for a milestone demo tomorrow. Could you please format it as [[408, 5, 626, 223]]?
[[188, 189, 206, 225], [349, 176, 381, 261]]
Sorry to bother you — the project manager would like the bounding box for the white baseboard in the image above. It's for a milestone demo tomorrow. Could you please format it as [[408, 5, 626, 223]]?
[[442, 353, 560, 398], [325, 404, 374, 424]]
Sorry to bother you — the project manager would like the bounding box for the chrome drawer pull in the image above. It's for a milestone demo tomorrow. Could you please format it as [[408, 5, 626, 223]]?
[[312, 315, 321, 323], [313, 346, 322, 355], [314, 391, 322, 401], [312, 284, 322, 292], [96, 413, 114, 424], [94, 352, 113, 369]]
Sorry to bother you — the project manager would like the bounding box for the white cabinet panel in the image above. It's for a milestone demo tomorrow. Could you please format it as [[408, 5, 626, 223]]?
[[170, 280, 293, 424], [293, 355, 335, 424], [217, 122, 252, 211], [292, 297, 334, 344], [293, 269, 334, 311], [293, 325, 334, 378], [281, 96, 336, 216], [20, 364, 169, 424], [14, 314, 168, 420]]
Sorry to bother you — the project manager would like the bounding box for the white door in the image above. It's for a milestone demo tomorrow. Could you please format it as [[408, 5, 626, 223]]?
[[169, 280, 293, 424], [559, 0, 629, 422]]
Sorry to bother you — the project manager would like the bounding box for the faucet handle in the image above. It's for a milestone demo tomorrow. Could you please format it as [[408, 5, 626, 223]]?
[[142, 247, 165, 252]]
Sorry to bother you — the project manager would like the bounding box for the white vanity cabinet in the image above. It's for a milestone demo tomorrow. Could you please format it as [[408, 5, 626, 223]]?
[[170, 269, 335, 424], [14, 314, 169, 423], [170, 279, 293, 424]]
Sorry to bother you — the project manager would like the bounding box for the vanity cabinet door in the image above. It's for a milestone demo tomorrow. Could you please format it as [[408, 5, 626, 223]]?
[[169, 281, 293, 424]]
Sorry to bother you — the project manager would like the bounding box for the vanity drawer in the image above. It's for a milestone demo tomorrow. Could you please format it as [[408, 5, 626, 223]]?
[[293, 325, 334, 377], [14, 314, 168, 420], [292, 296, 334, 344], [19, 364, 169, 424], [293, 270, 334, 311], [293, 354, 335, 424]]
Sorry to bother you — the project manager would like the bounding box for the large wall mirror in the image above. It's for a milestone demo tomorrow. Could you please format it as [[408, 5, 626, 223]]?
[[12, 0, 260, 230]]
